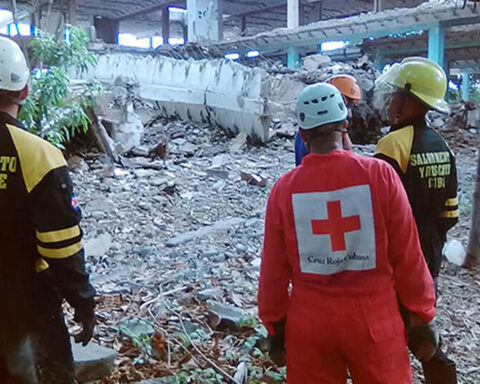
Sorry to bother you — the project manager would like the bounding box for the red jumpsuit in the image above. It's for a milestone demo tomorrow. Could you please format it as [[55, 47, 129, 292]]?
[[258, 150, 436, 384]]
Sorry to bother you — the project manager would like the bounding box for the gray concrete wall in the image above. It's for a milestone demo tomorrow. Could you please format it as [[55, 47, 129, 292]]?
[[81, 53, 275, 141]]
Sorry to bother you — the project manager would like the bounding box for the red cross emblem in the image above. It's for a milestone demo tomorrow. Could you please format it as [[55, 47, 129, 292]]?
[[311, 200, 361, 252]]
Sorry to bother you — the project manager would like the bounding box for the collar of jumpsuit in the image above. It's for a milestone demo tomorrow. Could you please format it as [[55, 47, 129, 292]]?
[[0, 111, 25, 129], [301, 149, 353, 165], [391, 116, 427, 132]]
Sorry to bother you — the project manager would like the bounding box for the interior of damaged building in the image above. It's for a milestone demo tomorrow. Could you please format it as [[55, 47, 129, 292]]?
[[1, 0, 480, 383]]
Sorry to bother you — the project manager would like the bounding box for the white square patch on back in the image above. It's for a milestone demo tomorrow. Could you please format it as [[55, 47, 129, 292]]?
[[292, 184, 376, 275]]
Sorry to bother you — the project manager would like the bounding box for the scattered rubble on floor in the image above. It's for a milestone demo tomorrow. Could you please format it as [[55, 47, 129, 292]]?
[[70, 39, 480, 384], [65, 114, 480, 383], [73, 338, 117, 383]]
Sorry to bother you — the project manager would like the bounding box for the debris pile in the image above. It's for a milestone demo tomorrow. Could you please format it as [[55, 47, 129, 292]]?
[[82, 51, 383, 145], [66, 117, 480, 383], [428, 102, 480, 135], [274, 53, 382, 143]]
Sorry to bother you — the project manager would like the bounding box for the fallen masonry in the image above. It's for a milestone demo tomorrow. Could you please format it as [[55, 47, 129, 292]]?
[[72, 340, 116, 383], [166, 217, 246, 247], [66, 115, 480, 382], [80, 50, 381, 147]]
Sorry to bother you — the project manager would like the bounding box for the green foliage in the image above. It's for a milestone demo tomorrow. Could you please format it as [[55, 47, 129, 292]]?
[[447, 86, 459, 104], [470, 86, 480, 103], [238, 315, 257, 328], [29, 25, 97, 74], [248, 365, 287, 384], [117, 322, 154, 365], [19, 26, 102, 148]]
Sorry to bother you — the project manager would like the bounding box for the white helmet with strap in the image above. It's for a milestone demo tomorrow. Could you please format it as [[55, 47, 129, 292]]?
[[296, 83, 348, 130], [0, 36, 29, 91]]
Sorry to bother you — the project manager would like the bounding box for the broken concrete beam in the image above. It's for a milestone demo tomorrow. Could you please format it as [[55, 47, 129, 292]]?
[[80, 54, 270, 142], [72, 340, 116, 383]]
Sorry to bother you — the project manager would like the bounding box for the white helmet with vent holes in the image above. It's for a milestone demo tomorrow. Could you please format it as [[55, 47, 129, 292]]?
[[296, 83, 348, 130], [0, 36, 29, 92]]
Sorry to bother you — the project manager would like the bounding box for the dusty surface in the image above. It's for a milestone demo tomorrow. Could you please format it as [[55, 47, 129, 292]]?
[[69, 121, 480, 384]]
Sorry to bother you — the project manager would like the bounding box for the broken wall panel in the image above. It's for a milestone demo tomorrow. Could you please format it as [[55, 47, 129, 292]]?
[[80, 53, 272, 141]]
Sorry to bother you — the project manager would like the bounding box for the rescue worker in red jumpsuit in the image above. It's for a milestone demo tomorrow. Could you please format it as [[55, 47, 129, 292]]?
[[374, 57, 459, 384], [295, 74, 362, 165], [0, 37, 96, 383], [258, 82, 436, 383]]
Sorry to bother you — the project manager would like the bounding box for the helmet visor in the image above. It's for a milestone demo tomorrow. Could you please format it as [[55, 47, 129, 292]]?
[[374, 63, 402, 95]]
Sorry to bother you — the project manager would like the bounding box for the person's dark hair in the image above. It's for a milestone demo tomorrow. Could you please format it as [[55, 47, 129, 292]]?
[[0, 89, 23, 107], [300, 121, 345, 141]]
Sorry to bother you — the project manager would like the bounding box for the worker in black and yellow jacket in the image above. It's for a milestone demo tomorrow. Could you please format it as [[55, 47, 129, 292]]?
[[374, 57, 458, 384], [0, 37, 95, 383]]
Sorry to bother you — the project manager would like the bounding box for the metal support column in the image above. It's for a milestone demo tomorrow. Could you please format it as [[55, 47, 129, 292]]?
[[428, 26, 445, 70], [287, 0, 299, 29], [162, 6, 170, 45], [287, 0, 300, 69], [299, 1, 305, 26], [374, 0, 383, 12], [374, 56, 385, 72], [187, 0, 223, 43], [240, 16, 246, 35], [462, 72, 471, 102], [311, 1, 322, 21], [287, 46, 300, 69]]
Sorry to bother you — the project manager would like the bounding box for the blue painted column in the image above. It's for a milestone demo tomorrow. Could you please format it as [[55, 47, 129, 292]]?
[[374, 56, 385, 72], [461, 72, 471, 102], [287, 46, 300, 69], [428, 26, 445, 70]]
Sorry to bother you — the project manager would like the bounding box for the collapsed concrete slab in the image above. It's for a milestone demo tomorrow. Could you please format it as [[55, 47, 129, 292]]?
[[82, 54, 272, 142], [80, 50, 383, 143]]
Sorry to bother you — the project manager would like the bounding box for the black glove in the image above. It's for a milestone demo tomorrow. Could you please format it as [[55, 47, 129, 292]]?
[[408, 324, 438, 362], [73, 307, 96, 346], [268, 318, 286, 366]]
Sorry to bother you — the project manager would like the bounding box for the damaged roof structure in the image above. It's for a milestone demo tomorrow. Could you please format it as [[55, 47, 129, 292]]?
[[66, 1, 479, 143], [3, 1, 478, 144]]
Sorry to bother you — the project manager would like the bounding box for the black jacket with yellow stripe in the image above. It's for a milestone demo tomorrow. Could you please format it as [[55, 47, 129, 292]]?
[[374, 119, 458, 278], [0, 112, 95, 319]]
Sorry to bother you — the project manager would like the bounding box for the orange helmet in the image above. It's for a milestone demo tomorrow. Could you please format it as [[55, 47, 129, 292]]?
[[327, 74, 362, 102]]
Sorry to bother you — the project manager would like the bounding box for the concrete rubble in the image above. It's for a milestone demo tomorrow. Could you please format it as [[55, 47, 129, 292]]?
[[67, 114, 479, 382], [72, 339, 116, 383], [428, 102, 480, 133], [80, 50, 382, 145], [66, 40, 480, 382]]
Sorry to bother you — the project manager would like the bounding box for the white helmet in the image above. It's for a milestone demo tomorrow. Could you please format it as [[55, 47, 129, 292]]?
[[296, 83, 348, 130], [0, 37, 29, 91]]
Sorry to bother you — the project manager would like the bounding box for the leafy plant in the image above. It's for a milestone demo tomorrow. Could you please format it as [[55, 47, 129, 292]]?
[[19, 25, 102, 148], [117, 321, 155, 365], [446, 87, 459, 104]]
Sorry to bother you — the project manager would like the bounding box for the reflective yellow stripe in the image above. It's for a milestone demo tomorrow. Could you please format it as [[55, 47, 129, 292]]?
[[440, 210, 459, 219], [37, 241, 83, 259], [36, 225, 80, 243], [445, 197, 459, 207], [35, 258, 49, 272]]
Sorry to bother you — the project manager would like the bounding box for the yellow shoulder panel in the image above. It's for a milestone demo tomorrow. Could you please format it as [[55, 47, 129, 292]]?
[[374, 125, 414, 174], [7, 124, 67, 193]]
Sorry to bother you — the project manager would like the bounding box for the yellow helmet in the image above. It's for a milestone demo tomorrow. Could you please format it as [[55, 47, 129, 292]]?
[[375, 57, 449, 114]]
